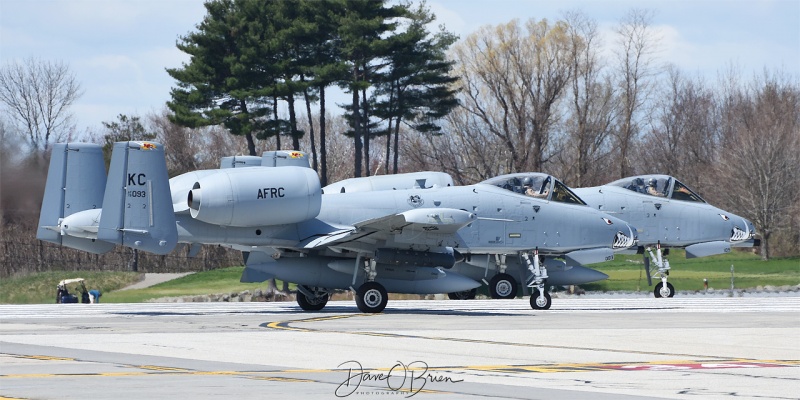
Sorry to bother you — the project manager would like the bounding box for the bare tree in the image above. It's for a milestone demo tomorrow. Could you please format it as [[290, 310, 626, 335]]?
[[149, 109, 252, 175], [404, 106, 511, 185], [612, 9, 661, 179], [637, 65, 716, 188], [557, 11, 617, 187], [713, 71, 800, 260], [298, 113, 355, 185], [0, 58, 82, 156], [443, 18, 573, 177]]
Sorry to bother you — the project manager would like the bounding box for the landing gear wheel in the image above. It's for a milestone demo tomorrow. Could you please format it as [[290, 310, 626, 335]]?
[[489, 273, 518, 299], [355, 282, 388, 313], [529, 288, 552, 310], [654, 282, 675, 298], [296, 286, 329, 311], [447, 289, 477, 300]]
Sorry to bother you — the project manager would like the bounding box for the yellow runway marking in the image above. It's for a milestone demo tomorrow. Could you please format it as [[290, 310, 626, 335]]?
[[265, 314, 365, 331], [137, 365, 189, 372], [13, 355, 74, 362]]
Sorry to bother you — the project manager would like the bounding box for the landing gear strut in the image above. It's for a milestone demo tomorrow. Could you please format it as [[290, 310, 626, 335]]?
[[523, 249, 551, 310], [646, 243, 675, 298]]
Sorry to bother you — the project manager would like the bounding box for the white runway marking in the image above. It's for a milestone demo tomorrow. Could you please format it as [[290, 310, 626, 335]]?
[[1, 296, 798, 319]]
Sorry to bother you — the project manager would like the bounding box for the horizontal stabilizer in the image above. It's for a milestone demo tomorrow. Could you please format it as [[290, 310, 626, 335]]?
[[98, 141, 177, 255], [685, 241, 731, 259]]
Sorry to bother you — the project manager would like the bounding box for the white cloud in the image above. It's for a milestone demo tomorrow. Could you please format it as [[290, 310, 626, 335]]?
[[428, 2, 468, 37]]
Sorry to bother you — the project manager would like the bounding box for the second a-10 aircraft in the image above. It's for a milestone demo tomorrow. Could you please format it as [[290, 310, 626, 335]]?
[[572, 175, 758, 297], [37, 141, 637, 313]]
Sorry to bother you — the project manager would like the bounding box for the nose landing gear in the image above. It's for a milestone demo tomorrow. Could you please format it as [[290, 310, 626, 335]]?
[[646, 242, 675, 298], [523, 249, 551, 310]]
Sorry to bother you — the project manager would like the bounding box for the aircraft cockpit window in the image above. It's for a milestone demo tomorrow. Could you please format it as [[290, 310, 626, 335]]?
[[550, 181, 587, 205], [614, 176, 670, 198], [484, 174, 551, 198], [671, 180, 706, 203]]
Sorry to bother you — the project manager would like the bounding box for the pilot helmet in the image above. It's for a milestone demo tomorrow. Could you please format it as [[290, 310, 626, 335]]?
[[634, 177, 644, 186], [522, 177, 533, 187], [648, 178, 657, 187]]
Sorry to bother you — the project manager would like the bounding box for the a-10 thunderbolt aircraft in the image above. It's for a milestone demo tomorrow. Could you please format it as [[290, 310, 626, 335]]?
[[37, 141, 637, 313], [329, 172, 618, 301], [572, 175, 759, 298]]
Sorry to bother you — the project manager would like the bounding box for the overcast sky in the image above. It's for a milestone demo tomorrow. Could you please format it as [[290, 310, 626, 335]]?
[[1, 0, 798, 134]]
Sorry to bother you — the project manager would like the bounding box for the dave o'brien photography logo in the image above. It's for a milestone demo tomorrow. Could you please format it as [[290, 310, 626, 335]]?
[[335, 360, 463, 398]]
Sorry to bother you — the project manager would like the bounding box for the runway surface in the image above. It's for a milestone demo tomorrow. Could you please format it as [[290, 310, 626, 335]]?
[[1, 297, 799, 400]]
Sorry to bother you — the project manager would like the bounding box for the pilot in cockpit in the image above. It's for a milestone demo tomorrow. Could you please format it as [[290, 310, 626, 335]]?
[[523, 177, 548, 198], [627, 177, 645, 193], [646, 178, 665, 197]]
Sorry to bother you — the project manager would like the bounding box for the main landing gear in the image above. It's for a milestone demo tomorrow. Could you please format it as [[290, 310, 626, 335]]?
[[355, 281, 388, 313], [484, 251, 552, 309], [296, 285, 330, 311], [645, 243, 675, 298], [351, 258, 388, 313], [489, 255, 518, 299]]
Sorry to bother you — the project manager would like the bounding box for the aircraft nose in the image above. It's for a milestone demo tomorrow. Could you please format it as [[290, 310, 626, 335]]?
[[730, 216, 756, 242], [607, 216, 637, 249], [746, 219, 757, 235]]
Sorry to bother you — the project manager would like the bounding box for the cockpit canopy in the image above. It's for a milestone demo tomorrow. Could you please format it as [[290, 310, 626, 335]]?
[[481, 173, 587, 205], [608, 174, 706, 203]]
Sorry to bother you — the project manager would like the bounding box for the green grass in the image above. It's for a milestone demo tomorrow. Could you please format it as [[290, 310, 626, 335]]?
[[0, 271, 142, 304], [102, 267, 296, 303], [582, 250, 800, 293], [1, 251, 797, 304]]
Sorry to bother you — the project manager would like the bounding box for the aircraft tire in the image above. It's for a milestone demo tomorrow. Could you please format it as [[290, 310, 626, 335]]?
[[447, 289, 477, 300], [355, 282, 388, 313], [653, 282, 675, 298], [489, 273, 518, 299], [529, 288, 552, 310], [296, 286, 329, 311]]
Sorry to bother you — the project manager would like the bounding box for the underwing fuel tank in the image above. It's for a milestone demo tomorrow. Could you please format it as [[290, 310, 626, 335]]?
[[542, 259, 609, 286], [242, 254, 481, 294]]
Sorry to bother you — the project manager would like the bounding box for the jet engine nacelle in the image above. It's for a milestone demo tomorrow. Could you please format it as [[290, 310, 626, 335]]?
[[188, 167, 321, 227]]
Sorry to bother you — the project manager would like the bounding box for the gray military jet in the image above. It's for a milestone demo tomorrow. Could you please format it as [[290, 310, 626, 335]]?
[[331, 172, 621, 301], [37, 141, 637, 312], [572, 175, 758, 297]]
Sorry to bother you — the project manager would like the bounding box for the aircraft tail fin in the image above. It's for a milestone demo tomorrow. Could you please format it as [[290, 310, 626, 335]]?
[[36, 143, 115, 254], [97, 141, 177, 255]]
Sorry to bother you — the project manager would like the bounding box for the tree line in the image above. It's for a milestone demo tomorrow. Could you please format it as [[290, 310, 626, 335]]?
[[1, 3, 798, 278], [166, 0, 458, 186]]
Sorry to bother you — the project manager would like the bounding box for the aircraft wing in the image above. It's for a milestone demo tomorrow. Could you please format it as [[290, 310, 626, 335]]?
[[300, 208, 475, 251]]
